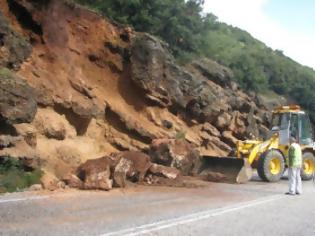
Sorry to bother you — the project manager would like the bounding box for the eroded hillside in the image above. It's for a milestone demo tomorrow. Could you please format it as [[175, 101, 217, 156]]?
[[0, 0, 280, 190]]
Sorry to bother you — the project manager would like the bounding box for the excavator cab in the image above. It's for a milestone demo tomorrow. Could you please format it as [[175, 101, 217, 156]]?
[[270, 105, 314, 147]]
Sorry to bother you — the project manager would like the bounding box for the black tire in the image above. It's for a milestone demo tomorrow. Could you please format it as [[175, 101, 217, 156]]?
[[301, 152, 315, 181], [257, 150, 285, 182]]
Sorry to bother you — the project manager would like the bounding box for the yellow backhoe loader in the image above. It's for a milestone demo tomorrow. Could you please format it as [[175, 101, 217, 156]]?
[[199, 105, 315, 183]]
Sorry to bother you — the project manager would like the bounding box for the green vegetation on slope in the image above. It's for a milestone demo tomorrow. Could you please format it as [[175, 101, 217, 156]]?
[[0, 157, 42, 193], [74, 0, 315, 122], [75, 0, 209, 62]]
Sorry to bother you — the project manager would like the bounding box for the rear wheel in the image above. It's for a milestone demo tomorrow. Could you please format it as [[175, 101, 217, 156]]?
[[301, 152, 315, 180], [257, 150, 285, 182]]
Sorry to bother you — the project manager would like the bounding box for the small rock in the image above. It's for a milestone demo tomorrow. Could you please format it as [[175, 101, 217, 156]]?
[[202, 123, 220, 137], [29, 184, 43, 191], [63, 174, 83, 189], [41, 172, 59, 191], [149, 164, 180, 179], [24, 132, 37, 148], [57, 181, 66, 189], [162, 120, 173, 129]]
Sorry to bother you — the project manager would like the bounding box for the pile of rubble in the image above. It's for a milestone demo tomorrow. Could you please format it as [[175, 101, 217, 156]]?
[[62, 139, 199, 191]]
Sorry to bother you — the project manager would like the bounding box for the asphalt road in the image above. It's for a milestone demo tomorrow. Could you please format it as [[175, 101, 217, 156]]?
[[1, 173, 315, 236]]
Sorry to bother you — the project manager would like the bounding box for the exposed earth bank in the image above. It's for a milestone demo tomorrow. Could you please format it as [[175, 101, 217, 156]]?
[[0, 0, 285, 191]]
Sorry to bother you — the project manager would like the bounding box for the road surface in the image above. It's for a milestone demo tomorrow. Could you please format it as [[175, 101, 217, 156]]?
[[1, 174, 315, 236]]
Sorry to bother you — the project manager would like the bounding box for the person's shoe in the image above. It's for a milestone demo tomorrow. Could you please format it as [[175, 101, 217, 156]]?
[[285, 192, 295, 195], [296, 192, 301, 195]]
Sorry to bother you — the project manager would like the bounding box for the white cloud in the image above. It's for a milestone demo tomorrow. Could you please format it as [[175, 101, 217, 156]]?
[[203, 0, 315, 69]]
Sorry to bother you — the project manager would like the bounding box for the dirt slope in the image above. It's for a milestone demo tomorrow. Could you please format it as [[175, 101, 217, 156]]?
[[0, 0, 279, 185]]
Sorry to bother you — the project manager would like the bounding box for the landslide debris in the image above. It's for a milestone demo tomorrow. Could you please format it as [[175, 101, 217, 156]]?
[[70, 151, 181, 190], [0, 0, 282, 191]]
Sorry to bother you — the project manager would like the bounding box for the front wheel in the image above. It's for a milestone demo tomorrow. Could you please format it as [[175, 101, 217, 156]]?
[[301, 152, 315, 180], [257, 150, 285, 182]]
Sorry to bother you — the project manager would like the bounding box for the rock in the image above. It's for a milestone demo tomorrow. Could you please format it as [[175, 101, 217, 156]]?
[[29, 184, 43, 191], [0, 69, 37, 124], [113, 158, 136, 187], [71, 99, 101, 119], [13, 123, 37, 147], [77, 156, 113, 191], [23, 132, 37, 148], [108, 107, 156, 143], [245, 109, 259, 139], [239, 101, 255, 114], [228, 111, 246, 136], [41, 172, 59, 191], [69, 77, 95, 99], [200, 171, 227, 182], [150, 139, 173, 165], [33, 108, 77, 140], [222, 131, 238, 147], [215, 112, 232, 130], [0, 135, 22, 149], [112, 151, 153, 187], [191, 59, 234, 89], [130, 34, 226, 122], [63, 174, 83, 189], [199, 131, 213, 145], [162, 120, 173, 129], [56, 181, 66, 189], [210, 137, 232, 153], [149, 164, 180, 179], [256, 93, 287, 111], [150, 139, 200, 175], [202, 123, 221, 137], [0, 11, 32, 69]]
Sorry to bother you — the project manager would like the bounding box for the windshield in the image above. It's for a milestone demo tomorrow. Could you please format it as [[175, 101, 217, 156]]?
[[300, 113, 313, 145], [271, 113, 290, 130]]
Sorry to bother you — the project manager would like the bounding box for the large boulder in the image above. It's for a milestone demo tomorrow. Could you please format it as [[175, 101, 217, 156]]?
[[112, 151, 152, 187], [0, 69, 37, 124], [130, 34, 225, 122], [149, 139, 201, 175], [77, 156, 113, 191], [190, 59, 234, 89]]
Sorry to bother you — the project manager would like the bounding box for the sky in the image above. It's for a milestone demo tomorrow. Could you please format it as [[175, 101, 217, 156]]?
[[203, 0, 315, 70]]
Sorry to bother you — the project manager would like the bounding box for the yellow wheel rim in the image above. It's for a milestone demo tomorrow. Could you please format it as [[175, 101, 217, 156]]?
[[269, 158, 281, 175], [303, 159, 315, 175]]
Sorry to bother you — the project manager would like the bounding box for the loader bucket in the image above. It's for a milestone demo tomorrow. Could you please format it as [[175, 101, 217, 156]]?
[[198, 156, 253, 184]]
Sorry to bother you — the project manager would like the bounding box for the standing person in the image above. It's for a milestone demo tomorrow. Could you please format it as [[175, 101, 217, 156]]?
[[286, 136, 303, 195]]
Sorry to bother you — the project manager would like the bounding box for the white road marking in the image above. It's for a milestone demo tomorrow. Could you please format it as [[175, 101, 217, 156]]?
[[0, 196, 49, 204], [101, 195, 284, 236]]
